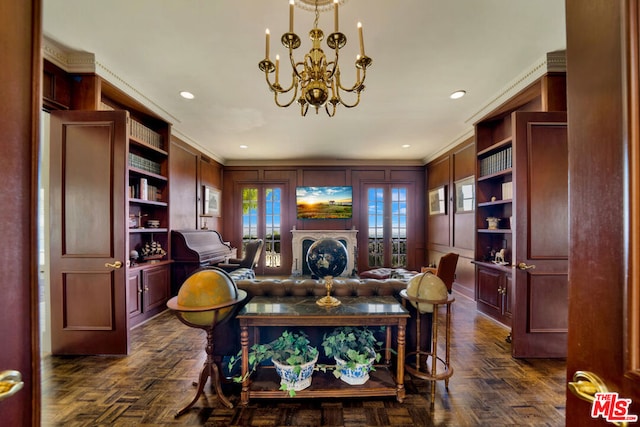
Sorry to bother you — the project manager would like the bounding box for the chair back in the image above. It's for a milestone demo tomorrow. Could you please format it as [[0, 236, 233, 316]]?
[[240, 239, 264, 268], [436, 252, 459, 293]]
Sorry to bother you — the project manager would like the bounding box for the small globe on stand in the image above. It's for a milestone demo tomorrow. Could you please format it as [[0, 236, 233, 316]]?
[[406, 272, 448, 313], [306, 238, 348, 307]]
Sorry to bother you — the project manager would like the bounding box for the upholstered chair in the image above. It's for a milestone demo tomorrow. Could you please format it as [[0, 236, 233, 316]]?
[[422, 252, 459, 293], [217, 239, 264, 273]]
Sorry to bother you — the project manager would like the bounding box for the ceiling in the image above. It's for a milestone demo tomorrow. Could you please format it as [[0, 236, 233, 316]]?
[[42, 0, 566, 165]]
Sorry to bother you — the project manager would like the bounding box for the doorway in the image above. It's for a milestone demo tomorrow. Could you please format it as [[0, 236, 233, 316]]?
[[38, 111, 51, 355]]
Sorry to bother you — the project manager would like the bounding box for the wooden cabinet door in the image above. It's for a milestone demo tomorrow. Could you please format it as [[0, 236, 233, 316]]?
[[49, 110, 129, 355], [142, 264, 169, 313], [476, 266, 509, 324], [128, 271, 142, 318], [512, 111, 568, 358], [503, 273, 513, 320]]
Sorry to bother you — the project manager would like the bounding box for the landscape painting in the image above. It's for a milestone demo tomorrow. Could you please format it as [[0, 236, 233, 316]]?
[[296, 186, 353, 219]]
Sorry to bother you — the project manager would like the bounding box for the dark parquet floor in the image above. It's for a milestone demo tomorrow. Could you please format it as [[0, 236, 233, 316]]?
[[41, 290, 566, 426]]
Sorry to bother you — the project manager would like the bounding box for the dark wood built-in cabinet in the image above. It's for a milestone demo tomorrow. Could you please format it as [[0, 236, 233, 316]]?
[[128, 263, 171, 327], [474, 114, 515, 327], [473, 72, 569, 358], [476, 264, 512, 325]]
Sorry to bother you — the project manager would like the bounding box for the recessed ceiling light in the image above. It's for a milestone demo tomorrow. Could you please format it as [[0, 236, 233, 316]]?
[[402, 144, 411, 148], [450, 90, 466, 99], [179, 91, 195, 99], [240, 145, 249, 149]]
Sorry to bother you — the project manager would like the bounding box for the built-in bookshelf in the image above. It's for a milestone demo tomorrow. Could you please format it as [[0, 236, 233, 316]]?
[[474, 114, 514, 327], [124, 116, 170, 257]]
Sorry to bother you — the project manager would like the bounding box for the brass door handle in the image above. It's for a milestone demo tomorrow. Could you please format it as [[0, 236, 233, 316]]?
[[105, 260, 123, 269], [0, 370, 24, 402], [568, 371, 607, 403], [568, 371, 635, 426], [517, 262, 536, 270]]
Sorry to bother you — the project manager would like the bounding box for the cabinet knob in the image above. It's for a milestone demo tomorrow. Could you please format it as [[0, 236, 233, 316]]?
[[517, 262, 536, 270]]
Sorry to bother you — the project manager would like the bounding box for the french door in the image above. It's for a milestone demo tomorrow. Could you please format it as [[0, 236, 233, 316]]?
[[363, 185, 410, 270], [240, 185, 287, 275]]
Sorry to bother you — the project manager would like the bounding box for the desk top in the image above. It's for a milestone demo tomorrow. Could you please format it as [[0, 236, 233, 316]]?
[[237, 296, 409, 318]]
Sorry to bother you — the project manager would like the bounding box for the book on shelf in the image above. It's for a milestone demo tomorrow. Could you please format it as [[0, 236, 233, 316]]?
[[139, 178, 148, 200], [480, 146, 512, 177], [501, 181, 513, 200], [130, 179, 162, 202], [129, 153, 161, 175], [130, 119, 163, 150]]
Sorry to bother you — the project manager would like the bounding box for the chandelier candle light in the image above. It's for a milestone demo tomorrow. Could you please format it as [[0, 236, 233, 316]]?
[[259, 0, 372, 116]]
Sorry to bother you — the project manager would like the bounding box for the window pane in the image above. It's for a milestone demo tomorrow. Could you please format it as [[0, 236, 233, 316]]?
[[242, 188, 259, 254], [265, 187, 281, 268], [391, 187, 407, 267], [368, 187, 384, 267]]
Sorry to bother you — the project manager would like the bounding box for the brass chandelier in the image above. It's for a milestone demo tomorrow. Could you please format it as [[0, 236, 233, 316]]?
[[259, 0, 372, 117]]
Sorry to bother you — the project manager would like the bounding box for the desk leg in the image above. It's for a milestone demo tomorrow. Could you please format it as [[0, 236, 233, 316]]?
[[384, 326, 392, 365], [430, 306, 439, 409], [240, 324, 250, 405], [396, 321, 406, 402]]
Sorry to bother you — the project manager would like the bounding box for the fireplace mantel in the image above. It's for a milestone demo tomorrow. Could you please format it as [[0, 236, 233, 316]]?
[[291, 229, 358, 277]]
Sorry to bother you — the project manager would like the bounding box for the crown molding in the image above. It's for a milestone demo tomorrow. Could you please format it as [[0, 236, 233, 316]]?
[[422, 128, 475, 165], [171, 129, 226, 165], [223, 158, 424, 168], [43, 37, 179, 123], [42, 37, 96, 73], [464, 50, 566, 126]]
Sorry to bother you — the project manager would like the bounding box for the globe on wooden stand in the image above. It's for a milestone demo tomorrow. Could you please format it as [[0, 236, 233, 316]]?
[[167, 267, 247, 417], [400, 272, 454, 409], [306, 238, 348, 307]]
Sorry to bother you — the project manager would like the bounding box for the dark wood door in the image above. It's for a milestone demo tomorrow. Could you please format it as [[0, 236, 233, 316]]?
[[49, 110, 129, 355], [565, 0, 640, 423], [512, 111, 568, 358], [1, 0, 41, 423]]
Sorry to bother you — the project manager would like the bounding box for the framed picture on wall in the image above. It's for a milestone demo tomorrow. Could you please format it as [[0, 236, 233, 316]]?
[[455, 176, 475, 213], [429, 186, 446, 215], [203, 186, 221, 217]]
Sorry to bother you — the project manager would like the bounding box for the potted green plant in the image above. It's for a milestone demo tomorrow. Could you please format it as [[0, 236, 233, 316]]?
[[321, 326, 384, 385], [228, 330, 319, 396]]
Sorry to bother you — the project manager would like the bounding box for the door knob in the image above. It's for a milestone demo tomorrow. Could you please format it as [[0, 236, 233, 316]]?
[[105, 260, 123, 269], [0, 370, 24, 402], [517, 262, 536, 270]]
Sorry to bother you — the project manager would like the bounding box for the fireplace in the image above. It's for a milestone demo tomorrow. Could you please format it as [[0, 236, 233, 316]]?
[[291, 229, 358, 277]]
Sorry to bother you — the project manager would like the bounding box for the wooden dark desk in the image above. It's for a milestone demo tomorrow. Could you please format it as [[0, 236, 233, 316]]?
[[236, 295, 410, 405]]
